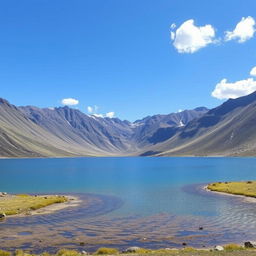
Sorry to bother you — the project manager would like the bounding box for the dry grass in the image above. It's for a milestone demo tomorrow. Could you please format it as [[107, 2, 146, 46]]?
[[0, 194, 67, 216], [0, 250, 11, 256], [224, 244, 244, 251], [207, 181, 256, 197], [95, 248, 119, 255]]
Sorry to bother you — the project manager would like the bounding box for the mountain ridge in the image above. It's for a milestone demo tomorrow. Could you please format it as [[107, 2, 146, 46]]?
[[0, 92, 256, 157]]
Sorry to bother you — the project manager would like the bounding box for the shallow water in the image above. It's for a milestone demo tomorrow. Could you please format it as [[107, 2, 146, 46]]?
[[0, 157, 256, 252]]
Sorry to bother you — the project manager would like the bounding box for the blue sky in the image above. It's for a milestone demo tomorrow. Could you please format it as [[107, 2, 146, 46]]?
[[1, 0, 256, 121]]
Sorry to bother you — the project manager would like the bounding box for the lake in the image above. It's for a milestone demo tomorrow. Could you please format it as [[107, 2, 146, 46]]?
[[1, 157, 256, 252]]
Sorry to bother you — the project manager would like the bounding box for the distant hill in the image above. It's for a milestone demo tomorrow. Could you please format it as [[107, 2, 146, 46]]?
[[1, 91, 256, 157]]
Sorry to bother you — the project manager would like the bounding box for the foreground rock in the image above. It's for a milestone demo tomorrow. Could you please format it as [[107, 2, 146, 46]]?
[[244, 241, 255, 248], [214, 245, 224, 251], [0, 213, 6, 219], [124, 247, 141, 253]]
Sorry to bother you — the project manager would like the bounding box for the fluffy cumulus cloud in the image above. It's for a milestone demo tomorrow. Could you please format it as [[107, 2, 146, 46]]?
[[170, 19, 216, 53], [225, 16, 256, 43], [61, 98, 79, 106], [250, 66, 256, 76], [211, 78, 256, 99], [106, 112, 115, 118]]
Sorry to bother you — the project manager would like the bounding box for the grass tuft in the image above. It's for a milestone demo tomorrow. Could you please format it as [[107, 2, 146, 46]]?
[[0, 250, 11, 256], [57, 249, 81, 256], [224, 244, 244, 251], [95, 248, 119, 255]]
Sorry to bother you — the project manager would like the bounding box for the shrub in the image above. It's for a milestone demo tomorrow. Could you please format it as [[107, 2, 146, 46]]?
[[57, 249, 81, 256], [224, 243, 243, 251], [182, 247, 196, 252], [95, 248, 119, 255], [134, 248, 151, 254], [0, 250, 11, 256]]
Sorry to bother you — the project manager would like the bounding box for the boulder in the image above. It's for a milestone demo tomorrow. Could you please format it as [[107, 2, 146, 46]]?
[[0, 213, 6, 219], [244, 241, 255, 248], [81, 251, 87, 255], [124, 247, 140, 253], [214, 245, 224, 251]]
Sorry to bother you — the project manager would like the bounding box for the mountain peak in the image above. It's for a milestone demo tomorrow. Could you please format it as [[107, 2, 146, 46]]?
[[0, 98, 11, 105]]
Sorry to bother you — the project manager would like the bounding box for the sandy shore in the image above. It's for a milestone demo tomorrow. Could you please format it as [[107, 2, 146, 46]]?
[[203, 185, 256, 203]]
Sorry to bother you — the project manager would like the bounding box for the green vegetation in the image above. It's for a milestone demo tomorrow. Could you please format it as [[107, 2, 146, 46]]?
[[95, 248, 119, 255], [207, 181, 256, 197], [0, 194, 67, 216], [0, 246, 255, 256], [57, 249, 82, 256], [223, 244, 244, 251], [0, 250, 11, 256]]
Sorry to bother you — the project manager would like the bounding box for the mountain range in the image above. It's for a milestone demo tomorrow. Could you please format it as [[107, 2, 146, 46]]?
[[0, 91, 256, 157]]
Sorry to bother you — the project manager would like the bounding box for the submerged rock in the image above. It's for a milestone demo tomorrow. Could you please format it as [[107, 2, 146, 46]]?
[[214, 245, 224, 251]]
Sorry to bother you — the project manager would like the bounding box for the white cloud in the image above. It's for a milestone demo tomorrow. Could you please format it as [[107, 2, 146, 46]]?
[[87, 106, 93, 113], [106, 112, 115, 118], [87, 105, 99, 114], [61, 98, 79, 106], [171, 19, 216, 53], [211, 78, 256, 99], [250, 66, 256, 76], [170, 23, 176, 29], [225, 16, 256, 43]]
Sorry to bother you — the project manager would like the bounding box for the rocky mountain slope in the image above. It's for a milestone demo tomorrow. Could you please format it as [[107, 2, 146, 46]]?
[[1, 91, 256, 158], [144, 91, 256, 156], [0, 98, 207, 157]]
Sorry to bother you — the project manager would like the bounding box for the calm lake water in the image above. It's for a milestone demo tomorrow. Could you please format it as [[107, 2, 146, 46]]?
[[1, 157, 256, 252]]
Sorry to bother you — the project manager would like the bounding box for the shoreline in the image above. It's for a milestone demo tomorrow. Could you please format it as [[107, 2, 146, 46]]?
[[1, 155, 256, 160], [203, 185, 256, 203]]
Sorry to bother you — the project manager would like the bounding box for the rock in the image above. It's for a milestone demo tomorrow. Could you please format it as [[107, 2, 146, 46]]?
[[199, 226, 203, 230], [182, 242, 187, 246], [0, 213, 6, 219], [214, 245, 224, 251], [244, 241, 255, 248], [81, 251, 87, 255], [124, 247, 140, 253]]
